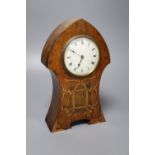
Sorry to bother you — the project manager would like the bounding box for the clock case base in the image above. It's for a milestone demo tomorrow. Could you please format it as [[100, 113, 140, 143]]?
[[48, 117, 105, 133], [45, 72, 105, 132]]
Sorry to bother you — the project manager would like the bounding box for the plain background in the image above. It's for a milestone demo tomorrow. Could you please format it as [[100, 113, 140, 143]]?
[[2, 1, 155, 155], [27, 0, 129, 155]]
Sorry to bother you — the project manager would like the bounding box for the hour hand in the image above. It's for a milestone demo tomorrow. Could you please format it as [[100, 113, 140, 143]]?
[[76, 55, 84, 69]]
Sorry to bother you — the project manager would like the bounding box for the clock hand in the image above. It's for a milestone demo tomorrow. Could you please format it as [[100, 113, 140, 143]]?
[[70, 49, 81, 57], [76, 55, 84, 69]]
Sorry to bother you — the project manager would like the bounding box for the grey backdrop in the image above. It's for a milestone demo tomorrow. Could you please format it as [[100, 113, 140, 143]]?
[[27, 0, 129, 155]]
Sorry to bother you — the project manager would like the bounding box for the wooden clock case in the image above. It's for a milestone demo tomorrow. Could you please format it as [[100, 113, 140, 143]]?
[[41, 18, 110, 132]]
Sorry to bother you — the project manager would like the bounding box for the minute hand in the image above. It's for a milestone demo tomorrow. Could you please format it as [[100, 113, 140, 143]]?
[[70, 49, 81, 57]]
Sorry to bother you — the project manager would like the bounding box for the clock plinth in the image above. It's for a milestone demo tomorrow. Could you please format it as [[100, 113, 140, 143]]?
[[41, 18, 110, 132]]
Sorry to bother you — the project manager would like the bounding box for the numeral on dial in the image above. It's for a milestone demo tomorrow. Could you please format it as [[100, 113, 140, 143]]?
[[91, 61, 95, 65]]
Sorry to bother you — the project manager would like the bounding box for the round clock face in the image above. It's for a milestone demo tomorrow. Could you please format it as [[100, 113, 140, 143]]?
[[63, 36, 100, 76]]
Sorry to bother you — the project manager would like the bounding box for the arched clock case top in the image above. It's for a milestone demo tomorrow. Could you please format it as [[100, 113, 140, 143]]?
[[41, 18, 110, 132]]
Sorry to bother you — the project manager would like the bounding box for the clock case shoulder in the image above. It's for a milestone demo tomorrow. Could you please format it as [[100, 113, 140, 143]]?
[[41, 19, 79, 68]]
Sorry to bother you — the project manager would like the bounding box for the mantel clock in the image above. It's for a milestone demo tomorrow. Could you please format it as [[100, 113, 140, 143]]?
[[41, 18, 110, 132]]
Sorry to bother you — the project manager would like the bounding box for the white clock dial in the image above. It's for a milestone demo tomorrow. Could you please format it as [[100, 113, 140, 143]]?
[[63, 36, 100, 76]]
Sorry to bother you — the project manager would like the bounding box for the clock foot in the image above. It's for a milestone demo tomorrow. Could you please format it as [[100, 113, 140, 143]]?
[[49, 120, 71, 132], [89, 114, 105, 124]]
